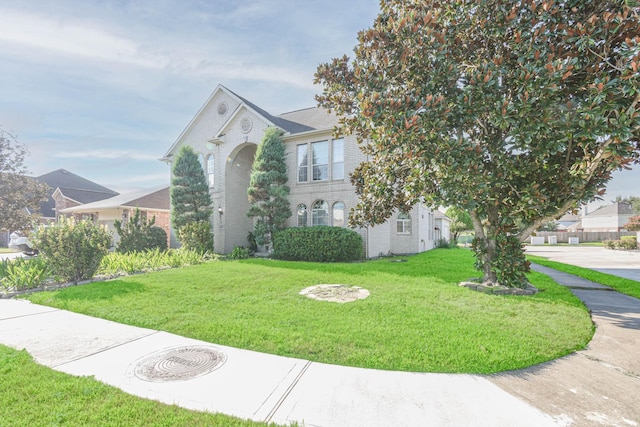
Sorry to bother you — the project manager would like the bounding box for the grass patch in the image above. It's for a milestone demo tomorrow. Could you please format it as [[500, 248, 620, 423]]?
[[0, 248, 18, 254], [0, 345, 289, 427], [528, 255, 640, 299], [25, 249, 593, 374]]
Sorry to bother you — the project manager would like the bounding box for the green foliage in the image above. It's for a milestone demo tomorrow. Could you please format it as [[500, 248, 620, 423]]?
[[113, 209, 167, 253], [615, 196, 640, 214], [32, 218, 111, 283], [473, 234, 530, 288], [229, 246, 252, 260], [170, 145, 213, 231], [177, 220, 213, 254], [603, 238, 638, 250], [624, 215, 640, 231], [0, 257, 52, 292], [97, 248, 205, 276], [316, 1, 640, 287], [247, 127, 291, 247], [0, 128, 49, 233], [445, 207, 473, 242], [273, 226, 362, 262], [538, 221, 558, 232]]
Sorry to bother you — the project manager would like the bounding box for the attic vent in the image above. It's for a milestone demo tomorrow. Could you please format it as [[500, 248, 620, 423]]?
[[217, 102, 228, 116], [241, 117, 252, 134]]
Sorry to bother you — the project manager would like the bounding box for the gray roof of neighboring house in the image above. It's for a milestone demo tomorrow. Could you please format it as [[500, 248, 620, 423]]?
[[37, 169, 119, 218], [60, 187, 169, 213], [585, 202, 634, 217]]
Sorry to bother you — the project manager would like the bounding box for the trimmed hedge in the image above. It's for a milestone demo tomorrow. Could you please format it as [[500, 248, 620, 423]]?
[[273, 226, 363, 262]]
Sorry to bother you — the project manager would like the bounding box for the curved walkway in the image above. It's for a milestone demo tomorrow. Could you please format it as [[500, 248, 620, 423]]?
[[0, 265, 638, 426]]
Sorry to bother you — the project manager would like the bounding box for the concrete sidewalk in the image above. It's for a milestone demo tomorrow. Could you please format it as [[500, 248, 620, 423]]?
[[1, 264, 639, 426]]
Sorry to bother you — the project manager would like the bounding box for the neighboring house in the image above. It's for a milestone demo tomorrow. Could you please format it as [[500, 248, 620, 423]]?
[[556, 212, 582, 231], [580, 202, 635, 232], [162, 85, 439, 256], [37, 169, 119, 222], [434, 211, 451, 243], [60, 187, 171, 248]]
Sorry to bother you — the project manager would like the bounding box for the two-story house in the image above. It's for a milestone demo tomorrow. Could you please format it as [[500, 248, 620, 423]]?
[[162, 85, 438, 257]]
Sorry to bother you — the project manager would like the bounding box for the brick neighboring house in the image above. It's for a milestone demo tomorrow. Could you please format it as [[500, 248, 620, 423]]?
[[37, 169, 119, 222], [60, 187, 171, 248], [162, 85, 439, 256]]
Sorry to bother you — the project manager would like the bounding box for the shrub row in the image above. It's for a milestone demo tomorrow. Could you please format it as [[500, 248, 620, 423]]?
[[273, 226, 363, 262], [603, 238, 638, 250]]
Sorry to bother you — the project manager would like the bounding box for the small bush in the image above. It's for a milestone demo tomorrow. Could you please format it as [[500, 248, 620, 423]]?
[[178, 221, 213, 254], [32, 218, 111, 284], [98, 248, 205, 276], [273, 226, 363, 262], [603, 238, 638, 250], [229, 246, 252, 260], [114, 209, 167, 253], [0, 257, 52, 292]]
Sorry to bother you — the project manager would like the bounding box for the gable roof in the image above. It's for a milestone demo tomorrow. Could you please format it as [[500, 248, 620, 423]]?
[[163, 85, 338, 159], [60, 186, 169, 213], [585, 202, 634, 218], [37, 169, 119, 218]]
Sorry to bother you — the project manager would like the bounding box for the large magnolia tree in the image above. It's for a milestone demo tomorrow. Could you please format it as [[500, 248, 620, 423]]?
[[316, 0, 640, 287]]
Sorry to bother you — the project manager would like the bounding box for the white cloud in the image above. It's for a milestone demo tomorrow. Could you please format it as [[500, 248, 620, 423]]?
[[54, 149, 160, 162]]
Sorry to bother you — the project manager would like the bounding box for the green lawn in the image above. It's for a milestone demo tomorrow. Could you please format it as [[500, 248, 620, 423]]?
[[25, 249, 593, 374], [528, 255, 640, 299], [0, 345, 288, 427]]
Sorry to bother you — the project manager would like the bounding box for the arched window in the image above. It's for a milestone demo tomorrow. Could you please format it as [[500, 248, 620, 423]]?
[[198, 153, 205, 169], [397, 212, 412, 234], [332, 202, 345, 227], [297, 204, 307, 227], [206, 154, 215, 187], [312, 200, 329, 226]]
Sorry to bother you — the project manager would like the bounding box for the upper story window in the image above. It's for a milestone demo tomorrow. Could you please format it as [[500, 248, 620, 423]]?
[[297, 203, 308, 227], [206, 154, 215, 188], [397, 212, 412, 234], [332, 202, 345, 227], [332, 138, 344, 180], [297, 144, 308, 182], [312, 200, 329, 226], [297, 138, 344, 183], [312, 140, 329, 181]]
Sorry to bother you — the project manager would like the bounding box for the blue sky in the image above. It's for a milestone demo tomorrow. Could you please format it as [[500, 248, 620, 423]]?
[[1, 1, 638, 204]]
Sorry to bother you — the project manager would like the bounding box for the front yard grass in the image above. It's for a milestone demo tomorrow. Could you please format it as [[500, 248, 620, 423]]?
[[26, 249, 594, 374], [528, 255, 640, 299]]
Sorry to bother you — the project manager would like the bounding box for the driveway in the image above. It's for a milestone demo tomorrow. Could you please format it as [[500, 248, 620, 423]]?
[[525, 245, 640, 282]]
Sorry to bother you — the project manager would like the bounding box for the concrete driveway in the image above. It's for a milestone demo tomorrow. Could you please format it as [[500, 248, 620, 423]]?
[[525, 245, 640, 282]]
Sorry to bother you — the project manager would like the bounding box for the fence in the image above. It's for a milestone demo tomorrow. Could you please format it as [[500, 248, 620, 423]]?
[[533, 231, 636, 243]]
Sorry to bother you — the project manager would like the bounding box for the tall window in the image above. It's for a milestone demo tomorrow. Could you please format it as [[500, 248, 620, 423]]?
[[297, 144, 308, 182], [206, 154, 215, 187], [332, 138, 344, 180], [198, 153, 205, 169], [397, 212, 412, 234], [312, 200, 329, 226], [332, 202, 345, 227], [297, 204, 307, 227], [312, 141, 329, 181]]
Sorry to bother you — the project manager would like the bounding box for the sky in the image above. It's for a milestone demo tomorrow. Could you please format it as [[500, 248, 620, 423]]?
[[1, 0, 638, 205]]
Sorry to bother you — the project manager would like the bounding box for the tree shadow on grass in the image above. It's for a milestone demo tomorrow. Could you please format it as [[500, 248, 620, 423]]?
[[54, 281, 146, 302]]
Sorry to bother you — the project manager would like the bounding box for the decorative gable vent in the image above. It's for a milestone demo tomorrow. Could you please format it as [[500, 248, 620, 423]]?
[[217, 102, 228, 116], [241, 117, 252, 133]]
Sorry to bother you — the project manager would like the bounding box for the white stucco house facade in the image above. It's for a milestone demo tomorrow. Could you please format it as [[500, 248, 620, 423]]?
[[162, 85, 438, 257]]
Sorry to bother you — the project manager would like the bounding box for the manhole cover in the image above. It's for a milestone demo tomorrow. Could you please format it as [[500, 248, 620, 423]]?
[[299, 284, 370, 303], [134, 346, 226, 382]]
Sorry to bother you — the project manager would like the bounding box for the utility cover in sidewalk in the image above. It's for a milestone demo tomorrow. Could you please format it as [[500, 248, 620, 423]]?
[[134, 346, 226, 382]]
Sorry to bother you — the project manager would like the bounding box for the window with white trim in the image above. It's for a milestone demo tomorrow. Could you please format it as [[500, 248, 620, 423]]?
[[297, 204, 307, 227], [332, 138, 344, 180], [312, 200, 329, 226], [206, 154, 215, 187], [397, 212, 412, 234], [332, 202, 345, 227], [312, 140, 329, 181], [297, 144, 308, 182]]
